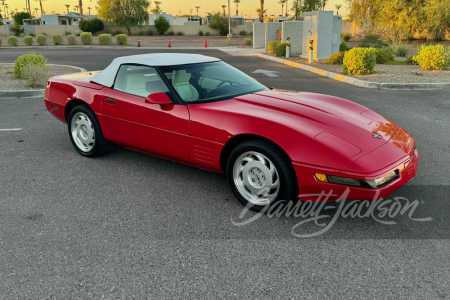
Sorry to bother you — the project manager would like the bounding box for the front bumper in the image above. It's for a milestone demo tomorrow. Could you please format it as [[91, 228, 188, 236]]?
[[292, 146, 419, 202]]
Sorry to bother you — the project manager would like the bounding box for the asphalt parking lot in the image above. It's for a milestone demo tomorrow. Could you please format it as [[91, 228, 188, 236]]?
[[1, 48, 449, 299]]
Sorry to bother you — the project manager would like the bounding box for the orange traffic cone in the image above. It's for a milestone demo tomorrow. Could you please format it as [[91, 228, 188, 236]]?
[[204, 38, 207, 48], [137, 38, 141, 47], [168, 39, 171, 47]]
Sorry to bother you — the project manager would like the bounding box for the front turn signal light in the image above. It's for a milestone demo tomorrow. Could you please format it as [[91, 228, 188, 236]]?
[[315, 173, 328, 182]]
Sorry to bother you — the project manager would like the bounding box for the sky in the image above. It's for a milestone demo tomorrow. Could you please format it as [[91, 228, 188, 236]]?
[[3, 0, 348, 19]]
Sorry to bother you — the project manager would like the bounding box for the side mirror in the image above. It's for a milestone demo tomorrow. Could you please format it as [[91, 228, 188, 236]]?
[[145, 92, 172, 106]]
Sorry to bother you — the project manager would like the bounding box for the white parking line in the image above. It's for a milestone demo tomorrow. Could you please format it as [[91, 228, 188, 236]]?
[[0, 128, 22, 131]]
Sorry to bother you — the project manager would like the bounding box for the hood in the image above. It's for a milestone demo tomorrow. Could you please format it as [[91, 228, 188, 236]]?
[[234, 90, 398, 162]]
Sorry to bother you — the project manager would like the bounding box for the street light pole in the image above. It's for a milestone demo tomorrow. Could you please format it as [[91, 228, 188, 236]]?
[[228, 0, 231, 37]]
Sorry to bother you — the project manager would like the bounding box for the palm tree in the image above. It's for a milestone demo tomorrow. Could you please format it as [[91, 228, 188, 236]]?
[[322, 0, 327, 11], [78, 0, 83, 16], [73, 5, 78, 13], [221, 4, 226, 16], [64, 4, 69, 13], [233, 0, 240, 16], [285, 0, 288, 17], [256, 7, 266, 22], [195, 5, 200, 16], [335, 4, 341, 15], [278, 0, 285, 16], [259, 0, 264, 22], [34, 7, 38, 17], [87, 6, 91, 15], [151, 1, 161, 14], [35, 0, 44, 18]]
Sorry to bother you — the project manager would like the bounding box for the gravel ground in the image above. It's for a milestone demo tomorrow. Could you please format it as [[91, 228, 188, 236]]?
[[0, 35, 251, 48], [286, 56, 450, 84], [0, 64, 82, 90]]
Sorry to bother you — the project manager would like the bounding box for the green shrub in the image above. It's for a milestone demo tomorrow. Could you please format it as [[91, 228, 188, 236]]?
[[198, 30, 204, 36], [79, 18, 104, 34], [116, 34, 128, 45], [13, 51, 47, 79], [0, 20, 3, 25], [64, 31, 71, 36], [146, 30, 154, 36], [239, 30, 247, 36], [155, 15, 170, 35], [275, 42, 288, 57], [36, 35, 47, 45], [167, 31, 175, 36], [393, 45, 408, 57], [98, 33, 112, 45], [24, 36, 33, 46], [267, 41, 279, 54], [413, 45, 449, 70], [225, 37, 232, 45], [208, 12, 229, 36], [10, 24, 24, 37], [138, 30, 144, 35], [41, 32, 47, 36], [434, 31, 445, 42], [7, 36, 19, 46], [342, 33, 351, 42], [244, 38, 252, 45], [67, 35, 77, 45], [360, 34, 388, 48], [28, 33, 35, 37], [80, 32, 93, 45], [343, 47, 376, 75], [405, 56, 418, 65], [339, 40, 347, 52], [52, 34, 63, 45], [23, 64, 49, 88], [177, 31, 184, 36], [375, 48, 394, 64], [114, 30, 123, 36], [205, 32, 210, 36], [0, 37, 2, 46], [324, 51, 346, 64]]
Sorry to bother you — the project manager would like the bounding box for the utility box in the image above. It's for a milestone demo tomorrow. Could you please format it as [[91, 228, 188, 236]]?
[[282, 21, 303, 53], [302, 11, 342, 60]]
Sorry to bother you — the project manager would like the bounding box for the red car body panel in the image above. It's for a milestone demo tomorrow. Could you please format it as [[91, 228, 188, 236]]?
[[45, 72, 418, 201]]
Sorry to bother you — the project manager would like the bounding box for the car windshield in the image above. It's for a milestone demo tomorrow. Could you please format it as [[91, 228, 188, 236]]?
[[158, 61, 269, 103]]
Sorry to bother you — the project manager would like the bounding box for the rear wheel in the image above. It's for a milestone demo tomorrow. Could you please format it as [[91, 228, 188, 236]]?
[[68, 104, 111, 157], [227, 139, 298, 212]]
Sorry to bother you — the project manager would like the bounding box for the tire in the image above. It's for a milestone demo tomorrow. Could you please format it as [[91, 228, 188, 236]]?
[[226, 139, 298, 212], [67, 104, 111, 157]]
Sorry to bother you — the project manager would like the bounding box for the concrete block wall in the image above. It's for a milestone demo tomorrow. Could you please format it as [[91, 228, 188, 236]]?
[[282, 21, 303, 53], [253, 23, 265, 49], [264, 22, 282, 51]]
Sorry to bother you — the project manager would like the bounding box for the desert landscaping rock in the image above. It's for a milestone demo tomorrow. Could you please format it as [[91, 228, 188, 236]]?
[[0, 64, 82, 91]]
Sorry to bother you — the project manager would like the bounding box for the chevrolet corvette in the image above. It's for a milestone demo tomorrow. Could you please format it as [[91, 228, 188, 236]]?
[[45, 53, 418, 211]]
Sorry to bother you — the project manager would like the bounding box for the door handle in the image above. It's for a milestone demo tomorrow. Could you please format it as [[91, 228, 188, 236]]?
[[106, 98, 116, 104]]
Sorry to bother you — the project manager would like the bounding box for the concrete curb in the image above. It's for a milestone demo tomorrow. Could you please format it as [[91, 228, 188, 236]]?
[[257, 53, 450, 90], [0, 64, 86, 99]]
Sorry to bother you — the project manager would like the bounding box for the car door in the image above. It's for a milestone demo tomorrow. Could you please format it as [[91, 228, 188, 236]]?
[[100, 64, 190, 163]]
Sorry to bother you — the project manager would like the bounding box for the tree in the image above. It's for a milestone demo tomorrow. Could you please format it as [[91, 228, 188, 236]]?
[[303, 0, 322, 12], [208, 12, 229, 35], [13, 11, 31, 25], [151, 1, 162, 14], [195, 5, 200, 16], [65, 4, 70, 13], [221, 4, 226, 16], [35, 0, 44, 17], [285, 0, 288, 16], [154, 14, 170, 34], [87, 6, 91, 15], [279, 0, 286, 16], [256, 7, 267, 21], [78, 0, 83, 16], [98, 0, 150, 35], [321, 0, 327, 10], [73, 5, 78, 12], [259, 0, 264, 22], [335, 4, 341, 15], [233, 0, 240, 16], [291, 0, 301, 20], [79, 18, 104, 34]]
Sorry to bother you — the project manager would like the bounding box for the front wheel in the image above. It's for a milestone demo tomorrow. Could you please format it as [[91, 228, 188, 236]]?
[[226, 139, 298, 212], [68, 104, 111, 157]]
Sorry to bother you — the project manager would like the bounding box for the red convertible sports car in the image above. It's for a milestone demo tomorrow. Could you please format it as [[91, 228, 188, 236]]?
[[45, 53, 418, 211]]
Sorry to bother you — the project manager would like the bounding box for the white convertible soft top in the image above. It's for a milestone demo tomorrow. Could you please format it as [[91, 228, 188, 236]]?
[[90, 53, 221, 87]]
